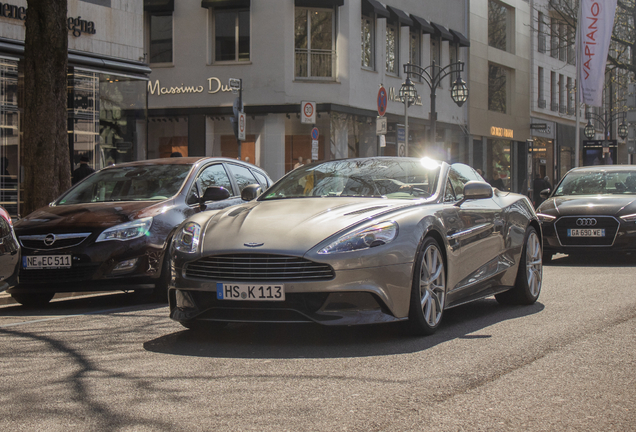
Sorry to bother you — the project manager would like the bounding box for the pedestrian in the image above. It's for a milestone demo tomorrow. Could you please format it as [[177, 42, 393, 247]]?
[[533, 174, 546, 208], [476, 168, 484, 179], [489, 170, 505, 190], [72, 155, 95, 185], [543, 176, 552, 191]]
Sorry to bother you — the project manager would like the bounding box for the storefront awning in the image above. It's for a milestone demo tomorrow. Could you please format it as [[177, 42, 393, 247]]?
[[201, 0, 250, 8], [450, 29, 470, 47], [431, 22, 454, 41], [387, 6, 413, 27], [361, 0, 390, 19], [294, 0, 344, 7], [68, 51, 151, 79], [143, 0, 174, 13], [410, 14, 435, 34]]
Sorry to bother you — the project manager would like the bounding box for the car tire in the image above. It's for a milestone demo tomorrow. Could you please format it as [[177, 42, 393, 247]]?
[[11, 292, 54, 307], [495, 226, 543, 305], [407, 236, 446, 336], [152, 251, 171, 303], [180, 320, 227, 332]]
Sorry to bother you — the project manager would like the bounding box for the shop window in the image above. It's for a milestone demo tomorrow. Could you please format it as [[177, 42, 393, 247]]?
[[0, 59, 19, 217], [361, 13, 374, 69], [295, 7, 335, 79], [385, 20, 399, 75], [487, 139, 511, 191], [149, 13, 173, 64], [214, 8, 250, 62], [488, 64, 507, 114], [488, 0, 508, 52]]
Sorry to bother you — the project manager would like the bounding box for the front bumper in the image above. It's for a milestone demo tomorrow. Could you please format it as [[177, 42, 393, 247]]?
[[541, 217, 636, 254], [169, 262, 414, 326]]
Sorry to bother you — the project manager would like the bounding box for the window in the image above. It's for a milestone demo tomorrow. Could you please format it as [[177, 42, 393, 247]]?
[[550, 71, 558, 111], [149, 13, 172, 63], [550, 17, 558, 59], [214, 9, 250, 62], [567, 77, 574, 114], [488, 0, 507, 51], [430, 35, 440, 66], [227, 163, 259, 193], [188, 164, 234, 204], [409, 28, 420, 67], [488, 64, 507, 113], [538, 67, 545, 108], [386, 21, 399, 75], [538, 12, 546, 53], [559, 74, 566, 113], [361, 14, 374, 69], [559, 22, 567, 61], [295, 8, 335, 79]]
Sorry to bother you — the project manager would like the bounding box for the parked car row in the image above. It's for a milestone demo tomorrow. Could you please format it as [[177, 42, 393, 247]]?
[[4, 157, 633, 336]]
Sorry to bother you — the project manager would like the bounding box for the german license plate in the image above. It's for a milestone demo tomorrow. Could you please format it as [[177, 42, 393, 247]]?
[[216, 283, 285, 301], [23, 255, 71, 269], [567, 228, 605, 237]]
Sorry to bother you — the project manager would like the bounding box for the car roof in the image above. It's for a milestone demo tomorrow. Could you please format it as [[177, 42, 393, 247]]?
[[106, 157, 243, 168], [569, 165, 636, 172]]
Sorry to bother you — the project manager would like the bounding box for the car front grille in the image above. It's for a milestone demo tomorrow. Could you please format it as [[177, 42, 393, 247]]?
[[19, 233, 91, 250], [555, 216, 619, 246], [184, 254, 335, 282], [18, 263, 100, 284]]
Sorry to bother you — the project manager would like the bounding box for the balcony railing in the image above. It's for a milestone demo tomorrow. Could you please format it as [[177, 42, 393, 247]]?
[[295, 49, 336, 80]]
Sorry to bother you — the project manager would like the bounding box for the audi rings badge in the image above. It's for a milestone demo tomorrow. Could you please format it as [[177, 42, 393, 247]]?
[[576, 218, 597, 227]]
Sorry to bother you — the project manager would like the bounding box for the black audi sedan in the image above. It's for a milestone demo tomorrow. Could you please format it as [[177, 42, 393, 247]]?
[[536, 166, 636, 261], [8, 157, 272, 306]]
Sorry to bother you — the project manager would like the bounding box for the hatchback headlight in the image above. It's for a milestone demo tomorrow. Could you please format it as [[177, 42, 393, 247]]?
[[96, 217, 153, 242], [620, 213, 636, 223], [536, 213, 556, 223], [318, 221, 398, 254], [174, 222, 202, 253]]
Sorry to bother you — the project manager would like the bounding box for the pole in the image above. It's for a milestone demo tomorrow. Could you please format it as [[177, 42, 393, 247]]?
[[574, 1, 582, 168], [430, 61, 438, 150], [404, 97, 409, 157], [237, 78, 243, 160]]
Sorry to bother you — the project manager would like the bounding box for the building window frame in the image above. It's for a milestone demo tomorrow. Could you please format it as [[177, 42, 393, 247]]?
[[212, 7, 251, 63], [385, 19, 399, 76], [488, 0, 509, 52], [488, 63, 508, 114], [361, 12, 375, 70], [295, 7, 337, 80], [148, 12, 173, 65]]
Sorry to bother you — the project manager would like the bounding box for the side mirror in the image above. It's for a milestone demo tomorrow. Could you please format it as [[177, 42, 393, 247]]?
[[241, 184, 263, 201], [540, 188, 551, 199], [200, 186, 231, 204], [455, 181, 493, 206]]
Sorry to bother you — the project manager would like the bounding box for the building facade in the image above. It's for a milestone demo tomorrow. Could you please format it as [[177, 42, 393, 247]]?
[[0, 0, 150, 217], [468, 0, 531, 194], [144, 0, 470, 181]]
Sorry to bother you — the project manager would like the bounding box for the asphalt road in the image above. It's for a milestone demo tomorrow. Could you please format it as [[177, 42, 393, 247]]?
[[0, 254, 634, 431]]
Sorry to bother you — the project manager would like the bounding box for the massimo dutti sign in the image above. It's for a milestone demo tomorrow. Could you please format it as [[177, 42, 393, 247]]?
[[0, 2, 96, 37]]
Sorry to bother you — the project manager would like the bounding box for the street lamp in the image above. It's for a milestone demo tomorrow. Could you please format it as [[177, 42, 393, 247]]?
[[404, 61, 468, 150], [584, 120, 596, 140], [399, 77, 418, 156], [584, 109, 628, 141], [618, 122, 629, 140]]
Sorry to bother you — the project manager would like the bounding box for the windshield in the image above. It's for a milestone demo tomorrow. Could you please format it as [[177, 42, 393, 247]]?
[[554, 170, 636, 196], [262, 158, 441, 200], [58, 164, 193, 205]]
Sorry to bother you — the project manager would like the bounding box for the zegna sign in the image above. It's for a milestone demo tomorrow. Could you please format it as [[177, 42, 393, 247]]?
[[0, 2, 96, 37], [148, 78, 235, 96]]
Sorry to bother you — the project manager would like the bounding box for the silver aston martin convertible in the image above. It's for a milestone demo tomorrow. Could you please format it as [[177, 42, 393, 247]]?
[[168, 157, 543, 335]]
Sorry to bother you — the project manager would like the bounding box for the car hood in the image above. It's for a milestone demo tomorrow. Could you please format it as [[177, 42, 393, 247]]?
[[15, 200, 174, 233], [201, 198, 416, 255], [539, 195, 636, 216]]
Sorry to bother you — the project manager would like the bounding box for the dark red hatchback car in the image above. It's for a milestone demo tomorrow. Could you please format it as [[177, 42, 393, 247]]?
[[8, 157, 272, 306]]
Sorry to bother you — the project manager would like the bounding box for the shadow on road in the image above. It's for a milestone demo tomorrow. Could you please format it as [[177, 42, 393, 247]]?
[[144, 299, 545, 359], [546, 252, 636, 267]]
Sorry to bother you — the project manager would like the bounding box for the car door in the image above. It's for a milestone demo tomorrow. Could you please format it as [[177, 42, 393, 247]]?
[[446, 164, 504, 301], [183, 163, 244, 220]]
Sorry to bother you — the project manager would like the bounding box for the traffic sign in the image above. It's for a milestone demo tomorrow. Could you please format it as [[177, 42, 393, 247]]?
[[311, 127, 319, 140], [377, 86, 387, 116], [301, 101, 316, 124], [311, 140, 319, 160], [238, 112, 246, 141], [229, 78, 241, 94]]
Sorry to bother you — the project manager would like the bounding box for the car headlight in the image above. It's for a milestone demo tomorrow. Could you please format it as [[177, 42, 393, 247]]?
[[174, 222, 202, 253], [318, 221, 398, 254], [96, 217, 153, 242], [620, 213, 636, 223], [536, 213, 556, 223]]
